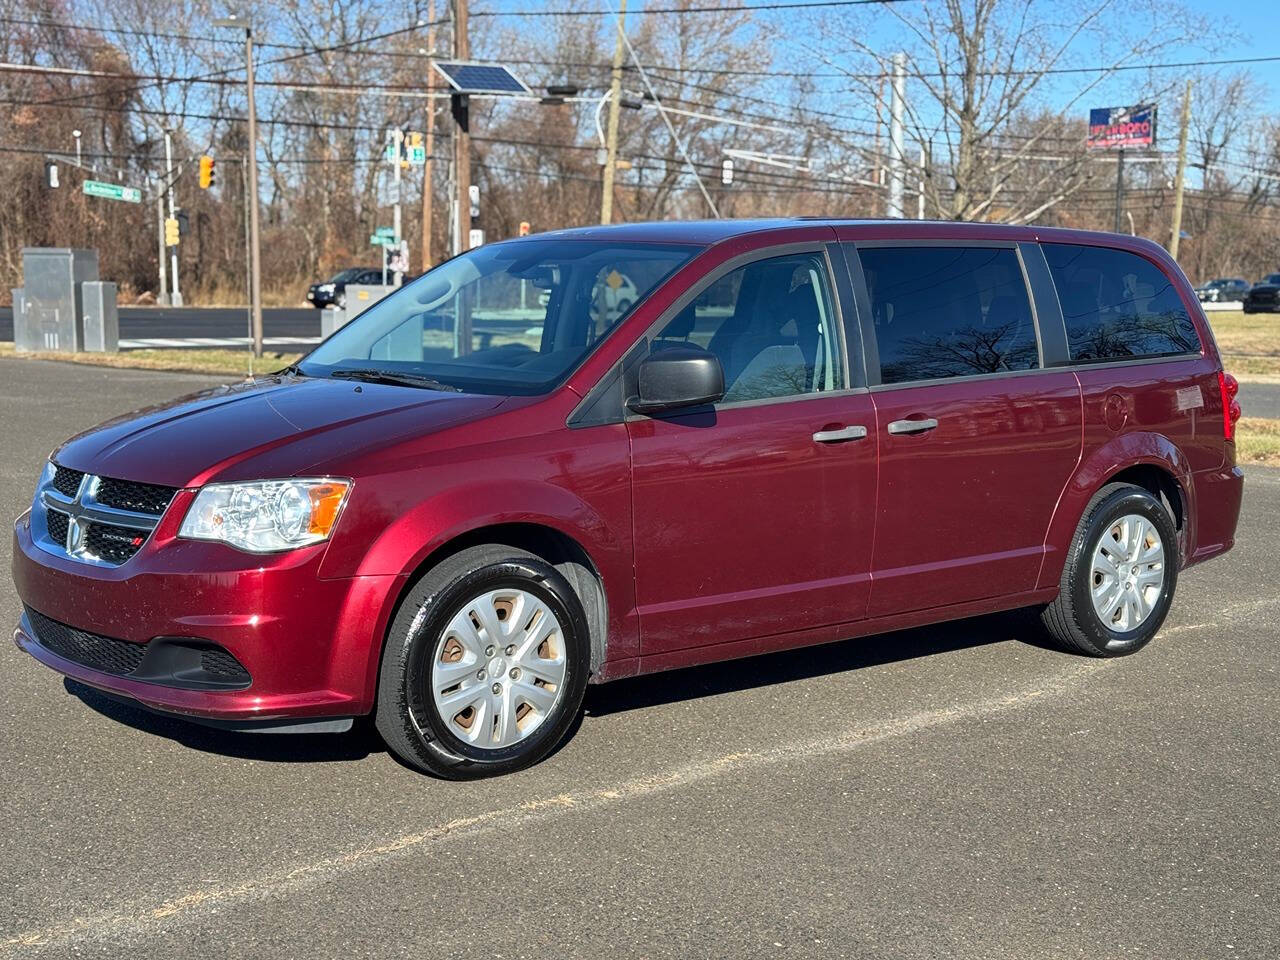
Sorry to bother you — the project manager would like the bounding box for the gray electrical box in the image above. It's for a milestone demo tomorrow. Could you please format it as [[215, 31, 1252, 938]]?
[[81, 281, 119, 352], [17, 248, 99, 352], [320, 306, 347, 338], [344, 284, 397, 317], [10, 288, 24, 330]]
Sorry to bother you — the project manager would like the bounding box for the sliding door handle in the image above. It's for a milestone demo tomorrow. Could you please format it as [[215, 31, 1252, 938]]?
[[887, 417, 939, 435], [812, 425, 868, 443]]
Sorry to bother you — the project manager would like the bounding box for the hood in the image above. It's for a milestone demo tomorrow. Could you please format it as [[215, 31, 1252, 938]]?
[[53, 374, 506, 487]]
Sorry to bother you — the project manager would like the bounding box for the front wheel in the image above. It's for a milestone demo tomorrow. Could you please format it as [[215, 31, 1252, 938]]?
[[375, 545, 591, 778], [1039, 483, 1179, 657]]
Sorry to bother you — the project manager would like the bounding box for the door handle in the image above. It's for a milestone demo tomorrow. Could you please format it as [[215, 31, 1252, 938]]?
[[887, 417, 939, 435], [812, 425, 868, 443]]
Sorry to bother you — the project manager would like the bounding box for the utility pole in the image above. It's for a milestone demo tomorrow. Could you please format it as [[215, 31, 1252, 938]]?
[[244, 28, 263, 356], [1169, 78, 1192, 260], [218, 16, 264, 357], [156, 193, 168, 305], [600, 0, 627, 224], [453, 0, 470, 254], [163, 129, 182, 306], [917, 141, 926, 219], [1113, 147, 1126, 235], [421, 0, 436, 271], [887, 52, 906, 219], [391, 127, 404, 282]]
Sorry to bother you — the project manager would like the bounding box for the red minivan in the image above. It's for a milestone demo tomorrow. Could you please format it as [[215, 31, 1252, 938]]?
[[11, 220, 1245, 777]]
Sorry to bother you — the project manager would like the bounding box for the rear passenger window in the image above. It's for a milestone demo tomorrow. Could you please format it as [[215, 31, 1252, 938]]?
[[1042, 244, 1201, 361], [650, 252, 844, 403], [858, 247, 1039, 384]]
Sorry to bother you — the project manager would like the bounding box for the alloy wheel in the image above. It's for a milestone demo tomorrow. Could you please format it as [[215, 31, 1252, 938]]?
[[1090, 513, 1166, 632], [429, 588, 567, 750]]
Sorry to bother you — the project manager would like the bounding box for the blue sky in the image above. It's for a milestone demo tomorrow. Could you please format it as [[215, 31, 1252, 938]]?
[[1183, 0, 1279, 106]]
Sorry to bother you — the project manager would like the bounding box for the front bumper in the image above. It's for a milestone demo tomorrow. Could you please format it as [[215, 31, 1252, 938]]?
[[12, 509, 403, 724]]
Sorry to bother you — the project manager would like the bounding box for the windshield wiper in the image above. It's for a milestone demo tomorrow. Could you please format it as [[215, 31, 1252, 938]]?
[[328, 368, 462, 392]]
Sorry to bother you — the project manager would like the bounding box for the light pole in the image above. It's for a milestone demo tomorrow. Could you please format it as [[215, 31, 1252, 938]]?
[[163, 127, 182, 306], [71, 129, 82, 167], [216, 14, 263, 358]]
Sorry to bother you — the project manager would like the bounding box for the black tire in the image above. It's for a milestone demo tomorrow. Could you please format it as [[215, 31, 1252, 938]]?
[[1039, 482, 1179, 657], [375, 544, 591, 779]]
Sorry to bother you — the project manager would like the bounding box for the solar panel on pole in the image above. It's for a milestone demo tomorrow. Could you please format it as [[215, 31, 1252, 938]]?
[[432, 61, 532, 96]]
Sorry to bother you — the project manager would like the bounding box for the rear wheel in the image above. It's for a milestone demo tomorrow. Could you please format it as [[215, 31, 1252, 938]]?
[[1039, 483, 1179, 657], [375, 545, 591, 778]]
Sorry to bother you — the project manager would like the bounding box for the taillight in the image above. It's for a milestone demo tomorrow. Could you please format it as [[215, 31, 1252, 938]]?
[[1218, 371, 1241, 441]]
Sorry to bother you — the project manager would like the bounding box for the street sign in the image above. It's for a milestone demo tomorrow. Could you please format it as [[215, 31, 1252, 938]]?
[[370, 233, 397, 247], [469, 228, 485, 249], [407, 145, 426, 165], [83, 179, 142, 203]]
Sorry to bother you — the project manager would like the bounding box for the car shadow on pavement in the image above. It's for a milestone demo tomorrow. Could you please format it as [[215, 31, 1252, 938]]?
[[583, 609, 1060, 718], [63, 679, 385, 763]]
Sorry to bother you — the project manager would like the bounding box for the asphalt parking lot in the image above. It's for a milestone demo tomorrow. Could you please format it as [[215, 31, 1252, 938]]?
[[1, 358, 1277, 959]]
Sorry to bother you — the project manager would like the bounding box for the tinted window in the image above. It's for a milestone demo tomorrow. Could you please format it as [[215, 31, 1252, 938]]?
[[1043, 244, 1200, 361], [858, 246, 1038, 384], [302, 239, 696, 395], [650, 252, 844, 403]]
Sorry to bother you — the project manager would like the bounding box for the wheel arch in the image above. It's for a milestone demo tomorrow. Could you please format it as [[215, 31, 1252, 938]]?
[[1038, 432, 1196, 590], [364, 518, 614, 716]]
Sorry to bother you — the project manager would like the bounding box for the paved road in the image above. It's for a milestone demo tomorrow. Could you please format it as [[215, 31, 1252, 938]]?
[[0, 306, 320, 347], [1239, 380, 1280, 419], [1, 358, 1276, 959]]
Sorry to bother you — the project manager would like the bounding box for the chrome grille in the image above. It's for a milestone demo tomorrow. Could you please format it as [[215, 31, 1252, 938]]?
[[34, 464, 177, 567]]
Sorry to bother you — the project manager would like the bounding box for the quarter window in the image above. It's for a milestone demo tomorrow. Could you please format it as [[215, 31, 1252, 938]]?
[[858, 246, 1039, 384], [1043, 244, 1201, 361], [650, 252, 844, 403]]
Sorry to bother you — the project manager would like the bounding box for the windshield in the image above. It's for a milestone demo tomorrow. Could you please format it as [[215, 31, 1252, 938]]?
[[301, 239, 697, 395], [330, 268, 363, 283], [1267, 275, 1280, 285]]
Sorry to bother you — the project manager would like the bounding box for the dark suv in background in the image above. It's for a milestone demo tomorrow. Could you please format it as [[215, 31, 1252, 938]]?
[[1243, 273, 1280, 313], [306, 267, 383, 309], [1195, 277, 1250, 303], [12, 219, 1245, 779]]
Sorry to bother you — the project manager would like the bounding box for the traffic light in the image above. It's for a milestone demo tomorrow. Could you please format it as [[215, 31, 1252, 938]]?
[[164, 217, 180, 247], [519, 221, 531, 236], [198, 154, 216, 189]]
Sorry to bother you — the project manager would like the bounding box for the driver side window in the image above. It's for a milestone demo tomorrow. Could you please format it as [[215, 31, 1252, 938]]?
[[650, 252, 845, 404]]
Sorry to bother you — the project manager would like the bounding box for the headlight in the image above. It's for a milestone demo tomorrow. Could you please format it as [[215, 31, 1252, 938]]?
[[178, 478, 350, 553]]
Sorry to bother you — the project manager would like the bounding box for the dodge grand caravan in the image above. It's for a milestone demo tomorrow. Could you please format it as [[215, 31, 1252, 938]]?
[[12, 220, 1244, 778]]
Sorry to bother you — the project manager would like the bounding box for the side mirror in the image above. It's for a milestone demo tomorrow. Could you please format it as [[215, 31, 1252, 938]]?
[[627, 346, 725, 415]]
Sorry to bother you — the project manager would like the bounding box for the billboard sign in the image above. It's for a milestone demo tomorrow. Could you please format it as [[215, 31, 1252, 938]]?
[[1087, 104, 1156, 150]]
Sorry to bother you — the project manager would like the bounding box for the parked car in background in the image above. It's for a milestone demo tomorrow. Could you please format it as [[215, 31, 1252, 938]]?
[[12, 219, 1244, 779], [306, 267, 383, 309], [1243, 273, 1280, 313], [1195, 277, 1250, 303]]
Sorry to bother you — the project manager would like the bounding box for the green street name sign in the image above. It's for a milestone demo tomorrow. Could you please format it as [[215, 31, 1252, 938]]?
[[370, 234, 396, 246], [83, 180, 142, 203]]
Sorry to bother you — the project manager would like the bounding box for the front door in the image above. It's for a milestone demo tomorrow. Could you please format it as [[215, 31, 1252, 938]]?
[[846, 242, 1084, 617], [627, 243, 877, 656]]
